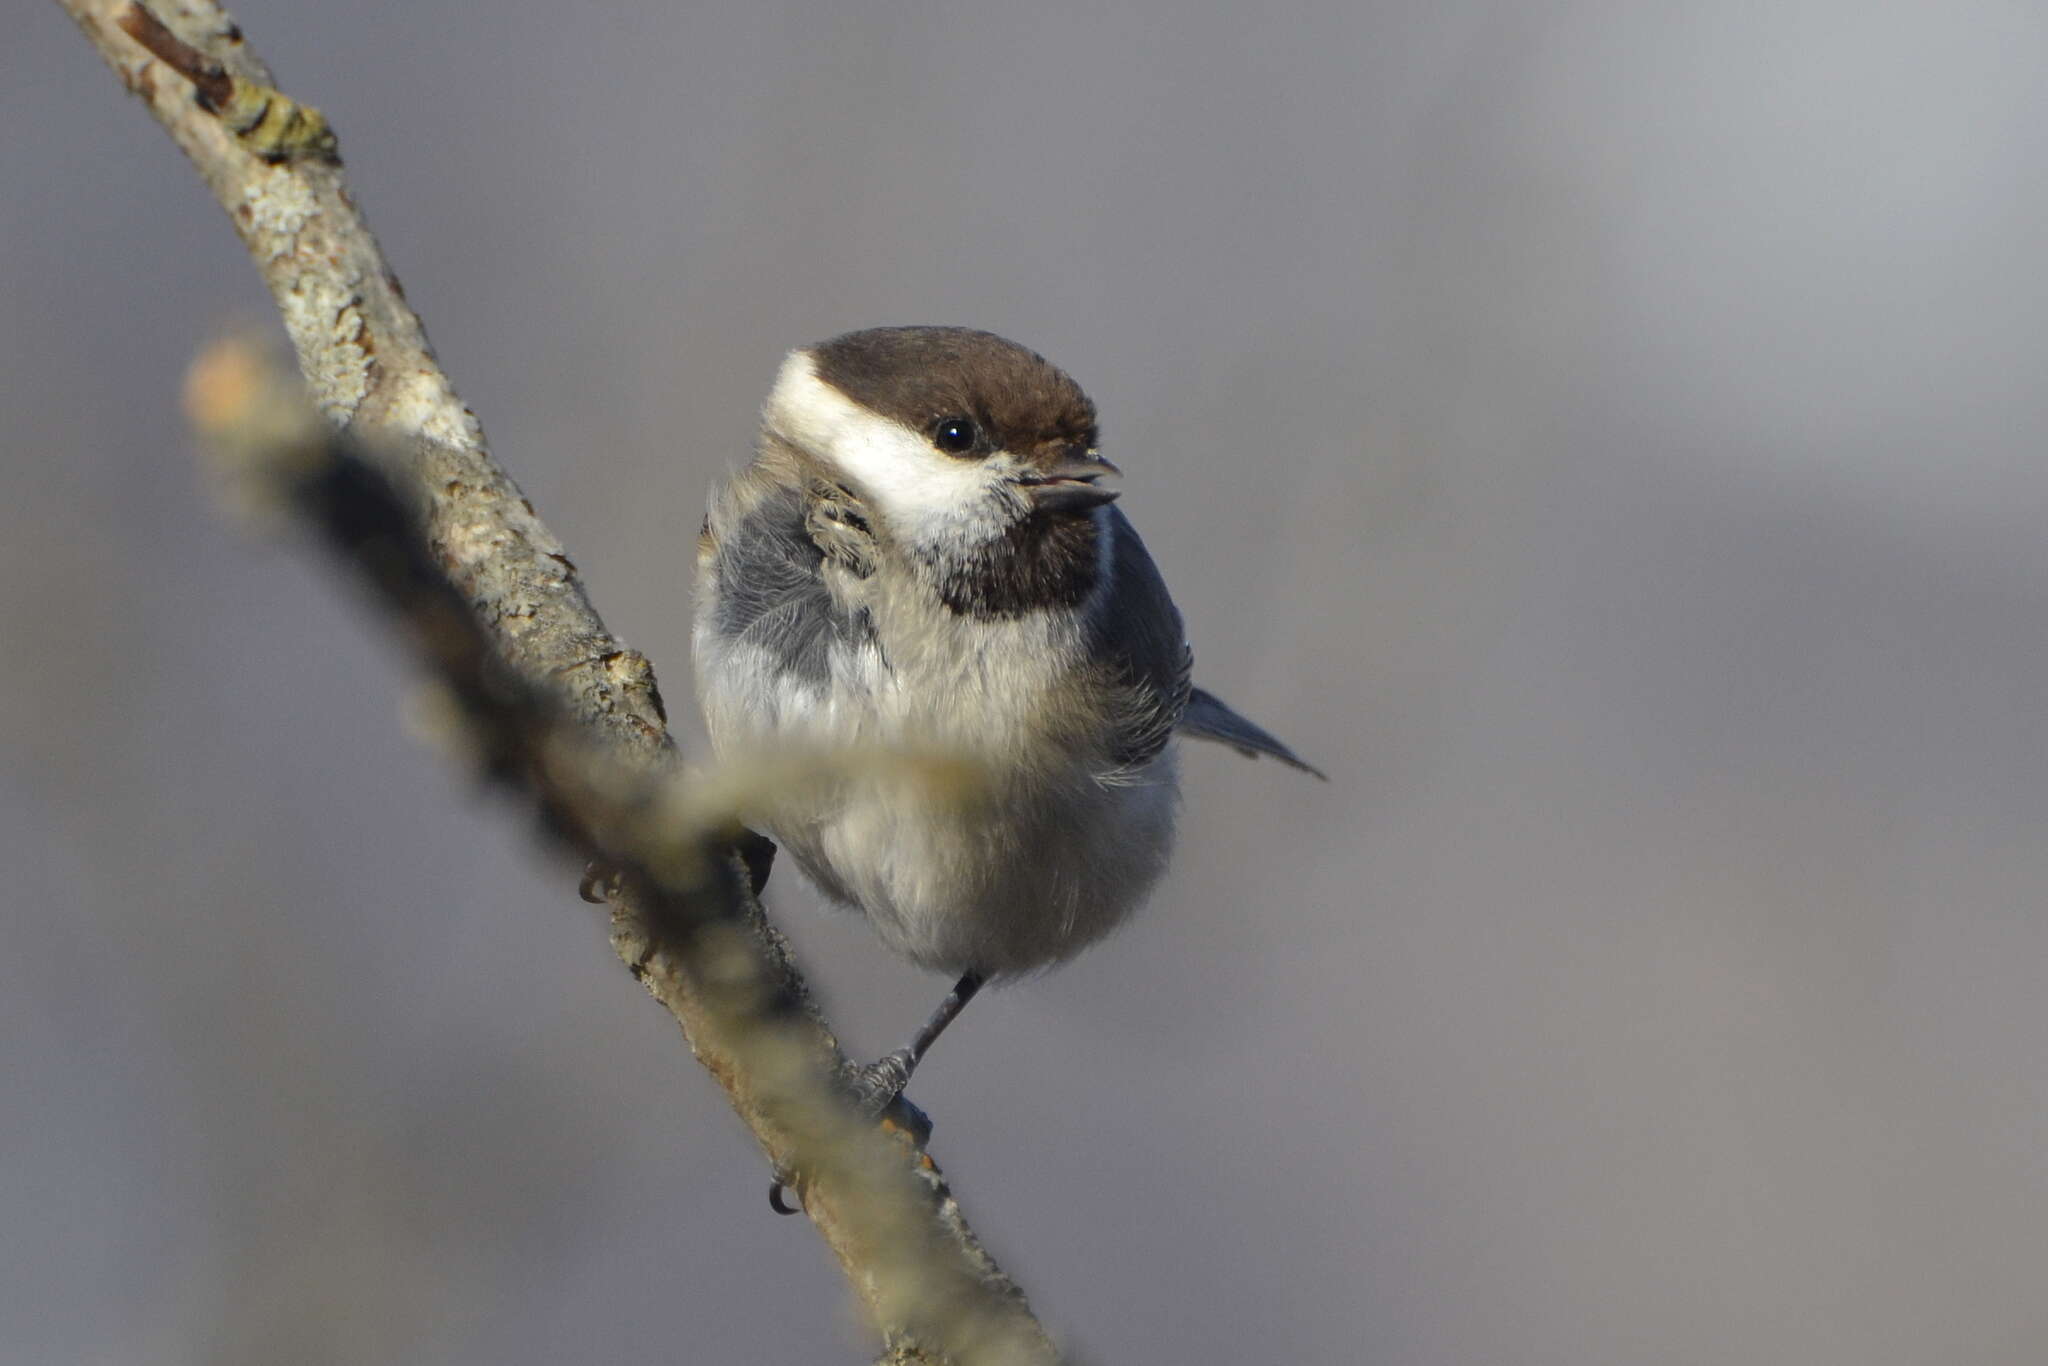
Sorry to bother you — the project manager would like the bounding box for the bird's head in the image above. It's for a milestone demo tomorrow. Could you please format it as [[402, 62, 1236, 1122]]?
[[762, 326, 1119, 559]]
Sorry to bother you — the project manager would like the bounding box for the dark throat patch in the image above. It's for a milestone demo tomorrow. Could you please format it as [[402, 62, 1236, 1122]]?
[[922, 508, 1100, 619]]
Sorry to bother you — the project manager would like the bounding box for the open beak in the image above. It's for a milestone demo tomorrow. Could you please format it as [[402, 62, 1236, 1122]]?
[[1014, 452, 1122, 513]]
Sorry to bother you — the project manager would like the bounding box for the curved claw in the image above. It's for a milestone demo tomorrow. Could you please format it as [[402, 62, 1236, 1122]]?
[[577, 862, 614, 904], [762, 1059, 937, 1217], [735, 828, 777, 897]]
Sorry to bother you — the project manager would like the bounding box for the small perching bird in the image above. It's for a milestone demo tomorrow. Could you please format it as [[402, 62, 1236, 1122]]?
[[694, 326, 1320, 1131]]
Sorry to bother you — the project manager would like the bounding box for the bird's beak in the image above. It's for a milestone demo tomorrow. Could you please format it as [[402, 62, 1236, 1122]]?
[[1013, 451, 1122, 513]]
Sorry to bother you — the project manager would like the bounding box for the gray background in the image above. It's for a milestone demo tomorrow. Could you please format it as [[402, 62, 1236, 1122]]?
[[8, 2, 2048, 1362]]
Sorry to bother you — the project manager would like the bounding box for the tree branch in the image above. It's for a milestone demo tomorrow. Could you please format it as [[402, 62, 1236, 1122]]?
[[58, 2, 1060, 1359]]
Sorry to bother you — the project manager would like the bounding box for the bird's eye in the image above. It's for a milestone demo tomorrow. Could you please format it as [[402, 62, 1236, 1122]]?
[[932, 417, 979, 456]]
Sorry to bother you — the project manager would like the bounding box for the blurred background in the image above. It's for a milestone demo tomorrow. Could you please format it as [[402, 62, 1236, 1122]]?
[[8, 2, 2048, 1361]]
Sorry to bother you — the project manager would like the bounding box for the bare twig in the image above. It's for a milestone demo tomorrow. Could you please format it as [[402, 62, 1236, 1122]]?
[[61, 2, 1062, 1359]]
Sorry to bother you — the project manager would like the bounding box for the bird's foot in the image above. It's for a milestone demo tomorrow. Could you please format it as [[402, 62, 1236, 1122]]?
[[848, 1048, 912, 1116], [846, 1050, 933, 1141], [579, 830, 774, 906], [767, 1053, 935, 1215], [577, 860, 618, 903], [734, 827, 777, 897], [805, 482, 880, 580]]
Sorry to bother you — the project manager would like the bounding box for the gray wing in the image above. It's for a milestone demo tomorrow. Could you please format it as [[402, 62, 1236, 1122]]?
[[1089, 507, 1323, 779], [708, 481, 874, 687], [1178, 686, 1327, 780], [1086, 507, 1194, 770]]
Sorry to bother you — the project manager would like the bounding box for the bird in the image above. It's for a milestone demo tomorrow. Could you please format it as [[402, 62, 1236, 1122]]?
[[693, 325, 1321, 1138]]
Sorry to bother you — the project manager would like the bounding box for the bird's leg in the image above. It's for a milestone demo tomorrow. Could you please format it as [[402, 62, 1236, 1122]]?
[[769, 972, 985, 1215], [846, 971, 986, 1119]]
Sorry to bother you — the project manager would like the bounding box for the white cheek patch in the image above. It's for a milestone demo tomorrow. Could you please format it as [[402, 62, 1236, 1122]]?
[[764, 352, 1013, 549]]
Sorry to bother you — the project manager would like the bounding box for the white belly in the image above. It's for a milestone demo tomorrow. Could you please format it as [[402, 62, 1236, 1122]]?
[[695, 604, 1179, 976]]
